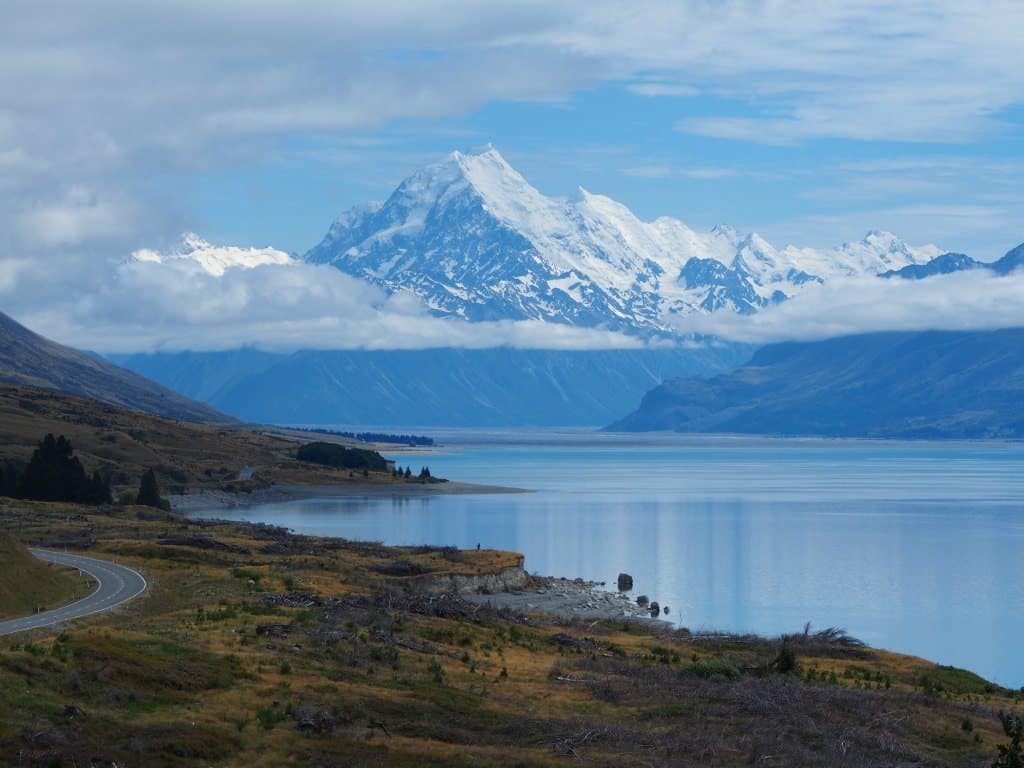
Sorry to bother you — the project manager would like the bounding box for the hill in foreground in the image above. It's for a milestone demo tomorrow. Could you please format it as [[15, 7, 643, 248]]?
[[0, 498, 1019, 766], [609, 328, 1024, 438], [0, 531, 81, 619], [0, 310, 231, 424], [0, 382, 405, 497]]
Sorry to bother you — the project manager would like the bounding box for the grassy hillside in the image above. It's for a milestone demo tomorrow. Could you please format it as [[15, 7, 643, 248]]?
[[0, 310, 231, 424], [0, 383, 407, 495], [0, 499, 1020, 766], [0, 531, 83, 619]]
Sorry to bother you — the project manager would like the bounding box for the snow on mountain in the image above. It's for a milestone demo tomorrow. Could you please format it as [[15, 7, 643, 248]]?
[[131, 233, 294, 276], [305, 146, 942, 335]]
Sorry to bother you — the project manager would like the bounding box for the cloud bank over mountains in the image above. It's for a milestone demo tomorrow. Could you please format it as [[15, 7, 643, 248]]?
[[7, 221, 1022, 355], [2, 3, 1023, 353], [1, 146, 1022, 354], [674, 270, 1024, 344], [15, 234, 643, 354]]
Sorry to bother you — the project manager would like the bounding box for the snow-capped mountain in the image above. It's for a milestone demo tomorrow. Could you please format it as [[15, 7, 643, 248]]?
[[131, 233, 294, 276], [305, 146, 942, 335]]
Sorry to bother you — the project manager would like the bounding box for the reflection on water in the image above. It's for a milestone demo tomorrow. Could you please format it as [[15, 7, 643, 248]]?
[[192, 432, 1024, 686]]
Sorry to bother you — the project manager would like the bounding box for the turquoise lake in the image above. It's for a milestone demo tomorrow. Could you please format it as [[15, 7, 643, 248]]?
[[193, 430, 1024, 687]]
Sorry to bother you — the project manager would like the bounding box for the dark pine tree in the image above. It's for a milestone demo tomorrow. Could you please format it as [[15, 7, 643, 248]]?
[[88, 470, 112, 505], [17, 433, 95, 502], [137, 469, 162, 508]]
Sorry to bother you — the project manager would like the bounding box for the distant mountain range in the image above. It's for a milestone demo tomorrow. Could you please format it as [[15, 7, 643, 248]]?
[[609, 328, 1024, 438], [879, 243, 1024, 280], [0, 310, 232, 424], [112, 345, 751, 426], [302, 146, 943, 334], [106, 147, 1024, 428]]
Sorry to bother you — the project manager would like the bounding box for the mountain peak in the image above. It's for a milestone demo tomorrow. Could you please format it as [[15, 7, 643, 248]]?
[[302, 148, 946, 335], [711, 223, 741, 242], [863, 229, 901, 245], [452, 142, 499, 160], [444, 144, 515, 177], [390, 144, 532, 214]]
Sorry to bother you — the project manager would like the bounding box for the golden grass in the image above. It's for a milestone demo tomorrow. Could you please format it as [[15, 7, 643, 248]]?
[[0, 497, 1020, 767], [0, 382, 418, 494], [0, 530, 84, 619]]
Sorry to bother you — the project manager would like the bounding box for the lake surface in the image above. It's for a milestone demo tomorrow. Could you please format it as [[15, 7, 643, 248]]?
[[193, 430, 1024, 687]]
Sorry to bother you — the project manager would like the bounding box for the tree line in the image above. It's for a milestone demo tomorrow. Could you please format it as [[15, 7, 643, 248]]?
[[0, 433, 166, 509], [0, 434, 111, 504]]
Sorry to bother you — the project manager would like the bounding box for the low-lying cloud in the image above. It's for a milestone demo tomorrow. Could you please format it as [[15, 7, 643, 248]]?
[[8, 247, 644, 353], [671, 269, 1024, 344]]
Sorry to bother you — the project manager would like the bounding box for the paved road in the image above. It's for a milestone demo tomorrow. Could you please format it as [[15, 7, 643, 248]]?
[[0, 550, 147, 636]]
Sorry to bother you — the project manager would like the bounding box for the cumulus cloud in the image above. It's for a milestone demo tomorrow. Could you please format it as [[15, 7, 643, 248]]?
[[6, 241, 643, 353], [671, 270, 1024, 344]]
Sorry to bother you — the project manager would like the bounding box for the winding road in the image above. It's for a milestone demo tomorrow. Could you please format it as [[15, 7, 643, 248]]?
[[0, 549, 147, 636]]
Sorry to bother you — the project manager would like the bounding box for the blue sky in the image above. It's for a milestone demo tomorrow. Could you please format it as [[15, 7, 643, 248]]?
[[163, 82, 1024, 261], [3, 1, 1024, 352], [5, 1, 1024, 263]]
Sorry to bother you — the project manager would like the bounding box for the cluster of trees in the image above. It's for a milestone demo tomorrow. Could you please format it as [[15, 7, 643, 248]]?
[[0, 434, 111, 504], [341, 432, 434, 447], [0, 434, 168, 510], [391, 466, 432, 480], [296, 442, 388, 471], [293, 428, 434, 447], [136, 469, 165, 508]]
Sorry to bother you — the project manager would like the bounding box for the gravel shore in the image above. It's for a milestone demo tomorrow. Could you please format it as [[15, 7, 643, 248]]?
[[463, 576, 657, 622]]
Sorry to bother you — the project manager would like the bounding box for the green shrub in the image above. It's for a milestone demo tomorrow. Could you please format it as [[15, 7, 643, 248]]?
[[993, 711, 1023, 768], [682, 658, 741, 681], [775, 645, 797, 674], [427, 658, 444, 685]]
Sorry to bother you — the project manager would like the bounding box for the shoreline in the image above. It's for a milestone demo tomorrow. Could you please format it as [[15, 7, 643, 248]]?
[[171, 485, 662, 625], [169, 479, 530, 512], [463, 575, 663, 623]]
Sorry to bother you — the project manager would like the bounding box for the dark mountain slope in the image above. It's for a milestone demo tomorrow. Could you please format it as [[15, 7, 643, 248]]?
[[0, 311, 232, 424], [113, 345, 752, 426], [609, 329, 1024, 438]]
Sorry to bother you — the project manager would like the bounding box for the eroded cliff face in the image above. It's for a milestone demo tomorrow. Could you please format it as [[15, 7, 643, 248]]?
[[413, 561, 528, 595]]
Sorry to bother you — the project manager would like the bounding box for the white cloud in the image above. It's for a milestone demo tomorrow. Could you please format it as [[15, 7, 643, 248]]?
[[8, 241, 644, 353], [671, 270, 1024, 344], [2, 1, 1024, 353], [622, 165, 739, 180], [628, 82, 699, 98], [18, 186, 146, 247]]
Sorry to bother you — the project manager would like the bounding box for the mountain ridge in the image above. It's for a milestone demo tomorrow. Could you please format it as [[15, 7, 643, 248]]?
[[880, 243, 1024, 280], [0, 310, 234, 424], [608, 328, 1024, 438], [303, 147, 941, 334], [112, 345, 753, 426]]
